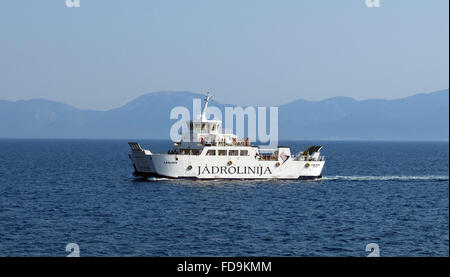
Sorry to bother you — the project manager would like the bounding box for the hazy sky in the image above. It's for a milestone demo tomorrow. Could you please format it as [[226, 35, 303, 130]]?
[[0, 0, 448, 110]]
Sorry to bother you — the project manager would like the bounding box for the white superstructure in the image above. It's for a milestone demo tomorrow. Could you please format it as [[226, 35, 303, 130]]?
[[128, 93, 325, 180]]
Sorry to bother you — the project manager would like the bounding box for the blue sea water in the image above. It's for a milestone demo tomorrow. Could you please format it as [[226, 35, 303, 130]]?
[[0, 139, 448, 257]]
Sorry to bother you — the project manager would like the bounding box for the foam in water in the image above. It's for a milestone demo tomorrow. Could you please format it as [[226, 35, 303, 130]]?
[[322, 175, 449, 181], [142, 176, 449, 182]]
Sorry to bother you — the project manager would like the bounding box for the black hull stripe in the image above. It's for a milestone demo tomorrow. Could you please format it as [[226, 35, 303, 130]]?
[[133, 171, 322, 180]]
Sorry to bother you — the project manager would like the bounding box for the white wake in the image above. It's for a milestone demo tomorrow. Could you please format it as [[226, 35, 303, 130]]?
[[322, 175, 449, 181]]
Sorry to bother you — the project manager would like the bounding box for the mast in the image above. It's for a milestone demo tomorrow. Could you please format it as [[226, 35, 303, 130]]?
[[201, 92, 212, 122]]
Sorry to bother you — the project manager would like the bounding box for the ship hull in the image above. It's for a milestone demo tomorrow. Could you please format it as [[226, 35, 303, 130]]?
[[133, 170, 322, 180], [130, 152, 325, 180]]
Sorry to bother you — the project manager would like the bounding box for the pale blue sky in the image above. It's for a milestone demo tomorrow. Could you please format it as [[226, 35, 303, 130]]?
[[0, 0, 448, 110]]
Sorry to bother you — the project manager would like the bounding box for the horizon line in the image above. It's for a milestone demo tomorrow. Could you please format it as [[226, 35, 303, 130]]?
[[0, 138, 448, 142], [0, 88, 448, 112]]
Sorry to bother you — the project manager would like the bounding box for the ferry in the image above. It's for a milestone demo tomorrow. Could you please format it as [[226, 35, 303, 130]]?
[[128, 94, 325, 179]]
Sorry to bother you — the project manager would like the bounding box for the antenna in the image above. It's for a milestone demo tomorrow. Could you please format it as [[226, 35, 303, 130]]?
[[201, 92, 212, 121]]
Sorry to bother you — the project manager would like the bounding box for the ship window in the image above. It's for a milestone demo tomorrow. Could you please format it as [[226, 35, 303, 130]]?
[[218, 150, 227, 156], [228, 150, 239, 156], [206, 150, 216, 156], [240, 150, 249, 156]]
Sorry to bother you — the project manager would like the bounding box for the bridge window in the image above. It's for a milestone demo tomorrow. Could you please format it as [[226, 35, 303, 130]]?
[[218, 150, 227, 156], [228, 150, 239, 156], [240, 150, 249, 156], [206, 150, 216, 156]]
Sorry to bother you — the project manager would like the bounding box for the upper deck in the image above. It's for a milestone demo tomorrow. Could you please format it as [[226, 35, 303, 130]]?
[[162, 93, 324, 161], [178, 92, 243, 146]]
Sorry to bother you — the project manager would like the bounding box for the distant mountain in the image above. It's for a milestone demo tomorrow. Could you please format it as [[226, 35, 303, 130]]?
[[279, 90, 449, 140], [0, 89, 448, 140]]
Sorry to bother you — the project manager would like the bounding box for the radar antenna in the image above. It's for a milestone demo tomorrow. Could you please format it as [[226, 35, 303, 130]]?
[[201, 92, 212, 121]]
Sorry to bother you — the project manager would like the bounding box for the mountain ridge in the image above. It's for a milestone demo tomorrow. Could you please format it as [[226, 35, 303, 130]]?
[[0, 89, 448, 140]]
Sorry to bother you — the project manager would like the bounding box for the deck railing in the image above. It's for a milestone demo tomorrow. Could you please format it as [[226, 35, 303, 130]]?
[[204, 141, 252, 147], [295, 155, 325, 161]]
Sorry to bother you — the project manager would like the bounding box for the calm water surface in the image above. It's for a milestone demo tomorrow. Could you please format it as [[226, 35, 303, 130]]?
[[0, 140, 448, 256]]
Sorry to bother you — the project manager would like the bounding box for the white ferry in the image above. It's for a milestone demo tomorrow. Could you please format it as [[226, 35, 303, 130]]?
[[128, 94, 325, 180]]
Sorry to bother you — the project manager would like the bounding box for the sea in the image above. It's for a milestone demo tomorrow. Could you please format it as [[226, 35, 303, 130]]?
[[0, 139, 448, 257]]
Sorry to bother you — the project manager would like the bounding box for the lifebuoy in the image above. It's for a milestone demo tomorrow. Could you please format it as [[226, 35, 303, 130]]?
[[305, 163, 310, 168], [275, 162, 281, 167], [187, 165, 192, 170], [228, 161, 233, 166]]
